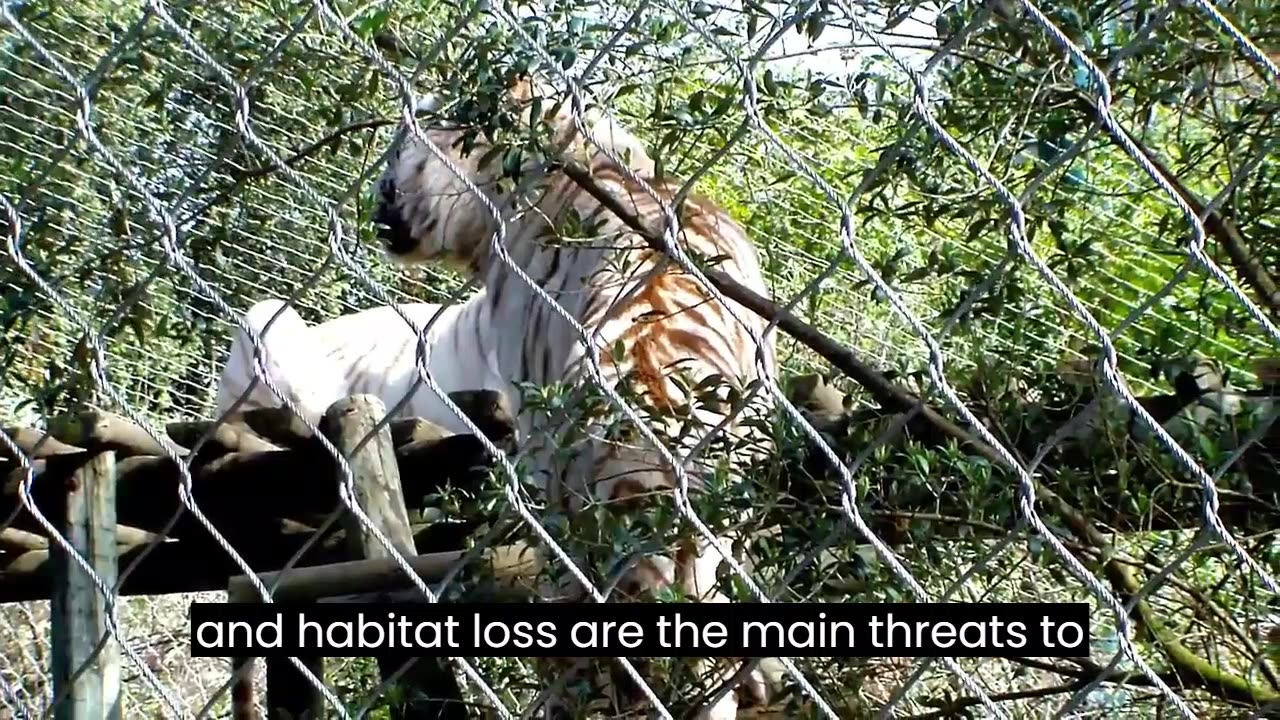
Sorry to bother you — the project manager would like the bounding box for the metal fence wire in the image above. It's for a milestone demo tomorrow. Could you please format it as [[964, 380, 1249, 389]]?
[[2, 0, 1279, 716]]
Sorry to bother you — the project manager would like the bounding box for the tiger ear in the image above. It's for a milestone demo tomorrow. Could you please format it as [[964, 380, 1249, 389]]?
[[507, 73, 536, 104], [506, 74, 566, 131]]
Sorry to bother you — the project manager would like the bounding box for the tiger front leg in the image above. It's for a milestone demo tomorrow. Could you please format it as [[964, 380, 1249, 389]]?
[[674, 533, 784, 718]]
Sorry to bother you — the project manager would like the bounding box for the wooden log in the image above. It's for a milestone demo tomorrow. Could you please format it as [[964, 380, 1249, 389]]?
[[227, 582, 261, 720], [389, 417, 450, 447], [171, 414, 452, 459], [0, 516, 478, 603], [229, 651, 258, 720], [233, 408, 316, 450], [0, 428, 497, 541], [176, 389, 513, 455], [0, 526, 48, 551], [323, 394, 464, 720], [6, 547, 51, 575], [396, 434, 494, 508], [324, 395, 418, 558], [226, 542, 541, 603], [48, 410, 184, 459], [49, 451, 121, 720], [445, 389, 518, 450], [166, 420, 281, 456], [1, 524, 164, 564], [3, 457, 45, 495], [1, 428, 82, 460]]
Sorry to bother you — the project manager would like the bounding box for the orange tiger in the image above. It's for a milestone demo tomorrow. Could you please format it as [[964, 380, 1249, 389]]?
[[373, 75, 783, 718]]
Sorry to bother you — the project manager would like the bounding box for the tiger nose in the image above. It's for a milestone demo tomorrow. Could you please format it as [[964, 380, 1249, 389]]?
[[372, 180, 418, 256]]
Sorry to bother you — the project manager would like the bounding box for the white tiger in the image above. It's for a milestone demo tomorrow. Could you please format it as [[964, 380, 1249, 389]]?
[[369, 75, 785, 718]]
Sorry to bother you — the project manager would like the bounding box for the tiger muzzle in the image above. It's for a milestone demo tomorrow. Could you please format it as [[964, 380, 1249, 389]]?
[[372, 180, 418, 256]]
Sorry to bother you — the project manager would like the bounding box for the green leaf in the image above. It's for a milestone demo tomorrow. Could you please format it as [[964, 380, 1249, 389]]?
[[762, 69, 778, 97], [557, 47, 577, 70], [501, 146, 524, 179], [688, 90, 706, 114], [353, 8, 390, 38]]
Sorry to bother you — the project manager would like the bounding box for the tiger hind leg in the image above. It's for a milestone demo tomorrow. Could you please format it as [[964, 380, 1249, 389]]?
[[216, 298, 349, 424]]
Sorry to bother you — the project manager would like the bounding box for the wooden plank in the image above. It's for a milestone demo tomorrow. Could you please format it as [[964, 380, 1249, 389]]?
[[323, 394, 466, 720], [229, 654, 259, 720], [0, 516, 482, 604], [48, 410, 183, 458], [49, 450, 121, 720]]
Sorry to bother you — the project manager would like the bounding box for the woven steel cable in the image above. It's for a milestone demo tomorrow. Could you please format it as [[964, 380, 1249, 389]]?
[[7, 0, 1269, 712], [1184, 0, 1280, 88], [2, 5, 423, 716], [491, 0, 1045, 714], [625, 0, 1017, 713], [840, 7, 1203, 717], [131, 1, 522, 714], [1052, 138, 1280, 712], [1013, 0, 1279, 592], [178, 4, 523, 709], [5, 4, 491, 712], [828, 2, 1219, 716], [297, 5, 692, 717], [2, 196, 186, 717], [490, 0, 1072, 711], [260, 0, 688, 713], [670, 0, 1208, 715], [304, 8, 681, 719], [644, 8, 1014, 713], [320, 9, 813, 718], [4, 6, 157, 220], [194, 2, 493, 627], [188, 0, 489, 610], [471, 2, 887, 714], [152, 3, 565, 714]]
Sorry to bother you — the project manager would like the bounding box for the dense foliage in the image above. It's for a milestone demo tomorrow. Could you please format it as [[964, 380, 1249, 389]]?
[[1, 0, 1277, 716]]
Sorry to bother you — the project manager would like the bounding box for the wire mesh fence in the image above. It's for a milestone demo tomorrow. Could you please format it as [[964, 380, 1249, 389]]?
[[1, 0, 1278, 716]]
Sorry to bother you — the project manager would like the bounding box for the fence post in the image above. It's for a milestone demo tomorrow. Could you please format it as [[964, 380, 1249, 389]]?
[[323, 394, 466, 720], [49, 450, 121, 720]]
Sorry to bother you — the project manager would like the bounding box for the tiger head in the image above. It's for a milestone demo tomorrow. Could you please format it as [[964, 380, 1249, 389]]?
[[372, 74, 653, 275]]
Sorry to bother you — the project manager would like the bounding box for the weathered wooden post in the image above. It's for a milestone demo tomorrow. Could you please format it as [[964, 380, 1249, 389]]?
[[226, 580, 272, 720], [263, 645, 325, 720], [321, 394, 466, 720], [227, 647, 259, 720], [49, 449, 122, 720]]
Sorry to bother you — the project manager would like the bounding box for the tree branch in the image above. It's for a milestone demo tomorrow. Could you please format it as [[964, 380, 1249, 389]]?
[[1073, 92, 1280, 321], [560, 158, 1280, 710]]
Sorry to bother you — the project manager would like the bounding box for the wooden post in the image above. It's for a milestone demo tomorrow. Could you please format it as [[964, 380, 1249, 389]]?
[[229, 585, 326, 720], [226, 583, 262, 720], [228, 654, 259, 720], [264, 652, 325, 720], [256, 561, 325, 719], [323, 394, 466, 720], [49, 450, 121, 720]]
